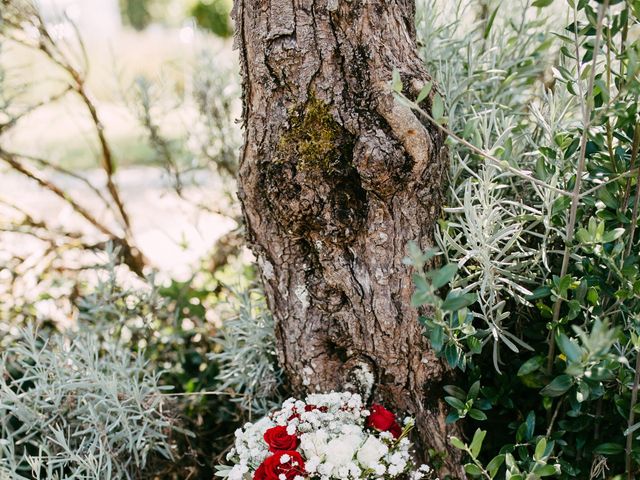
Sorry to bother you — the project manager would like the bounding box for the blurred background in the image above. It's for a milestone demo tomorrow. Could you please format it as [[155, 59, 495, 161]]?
[[1, 0, 244, 314]]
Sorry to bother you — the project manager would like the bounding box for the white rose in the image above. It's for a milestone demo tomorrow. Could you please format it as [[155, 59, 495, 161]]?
[[325, 434, 361, 467], [356, 435, 389, 469], [300, 430, 329, 459]]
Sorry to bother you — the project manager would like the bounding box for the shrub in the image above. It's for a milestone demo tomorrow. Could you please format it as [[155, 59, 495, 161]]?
[[0, 327, 176, 479], [402, 0, 640, 478], [211, 287, 284, 418], [190, 0, 234, 39]]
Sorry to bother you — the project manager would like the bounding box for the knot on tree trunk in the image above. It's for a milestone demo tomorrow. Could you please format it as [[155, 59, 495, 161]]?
[[343, 355, 377, 403]]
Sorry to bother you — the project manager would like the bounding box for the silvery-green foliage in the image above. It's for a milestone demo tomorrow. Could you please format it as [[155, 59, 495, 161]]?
[[211, 288, 283, 418], [416, 0, 577, 364], [0, 327, 175, 479], [189, 49, 242, 177]]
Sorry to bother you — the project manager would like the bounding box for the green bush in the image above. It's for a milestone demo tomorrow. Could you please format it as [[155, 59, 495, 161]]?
[[191, 0, 233, 38], [120, 0, 152, 30], [403, 0, 640, 478], [0, 327, 175, 479]]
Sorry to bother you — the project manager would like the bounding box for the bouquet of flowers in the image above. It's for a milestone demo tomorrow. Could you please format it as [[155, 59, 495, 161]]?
[[217, 392, 436, 480]]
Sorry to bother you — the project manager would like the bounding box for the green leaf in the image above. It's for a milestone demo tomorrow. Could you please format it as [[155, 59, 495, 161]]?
[[470, 429, 486, 458], [450, 436, 466, 450], [443, 384, 466, 400], [392, 69, 403, 93], [429, 326, 444, 352], [464, 464, 483, 476], [432, 93, 444, 121], [416, 82, 432, 103], [467, 336, 482, 354], [556, 333, 582, 363], [526, 286, 551, 300], [482, 4, 500, 39], [602, 228, 625, 243], [540, 374, 574, 397], [444, 343, 461, 368], [441, 292, 476, 312], [486, 455, 505, 478], [445, 396, 466, 410], [445, 411, 460, 424], [534, 464, 557, 476], [429, 263, 458, 289], [593, 442, 624, 455], [532, 0, 554, 6], [468, 409, 488, 421], [517, 356, 544, 376], [534, 438, 547, 461], [468, 380, 480, 399], [525, 411, 536, 441]]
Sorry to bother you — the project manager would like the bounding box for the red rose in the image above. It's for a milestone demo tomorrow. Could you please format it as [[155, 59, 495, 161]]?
[[367, 404, 402, 438], [304, 405, 328, 413], [254, 451, 306, 480], [264, 426, 299, 452], [388, 421, 402, 439]]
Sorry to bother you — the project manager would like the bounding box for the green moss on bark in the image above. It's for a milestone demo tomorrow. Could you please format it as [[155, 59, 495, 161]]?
[[278, 96, 348, 172]]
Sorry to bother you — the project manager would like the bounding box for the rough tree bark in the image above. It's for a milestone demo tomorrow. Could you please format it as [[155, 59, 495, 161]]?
[[233, 0, 463, 476]]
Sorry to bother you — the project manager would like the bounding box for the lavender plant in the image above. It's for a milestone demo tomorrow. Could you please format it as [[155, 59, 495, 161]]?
[[0, 327, 175, 479]]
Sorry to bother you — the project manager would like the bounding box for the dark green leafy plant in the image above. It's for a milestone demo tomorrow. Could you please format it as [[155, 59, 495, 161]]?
[[404, 0, 640, 478], [190, 0, 233, 38]]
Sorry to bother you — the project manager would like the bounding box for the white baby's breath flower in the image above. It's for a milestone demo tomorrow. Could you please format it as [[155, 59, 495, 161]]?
[[374, 464, 386, 475]]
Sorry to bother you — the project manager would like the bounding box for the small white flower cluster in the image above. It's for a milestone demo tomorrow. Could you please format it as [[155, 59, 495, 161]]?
[[221, 392, 437, 480]]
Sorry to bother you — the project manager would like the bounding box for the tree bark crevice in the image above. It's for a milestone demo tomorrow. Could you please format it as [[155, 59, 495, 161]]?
[[233, 0, 464, 476]]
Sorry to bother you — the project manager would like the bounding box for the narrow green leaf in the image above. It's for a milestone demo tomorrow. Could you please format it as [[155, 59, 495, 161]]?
[[464, 463, 483, 476], [483, 4, 500, 39], [441, 292, 476, 312], [416, 82, 432, 103], [468, 409, 487, 421], [534, 464, 557, 476], [443, 384, 466, 400], [540, 375, 574, 397], [593, 442, 624, 455], [517, 356, 544, 376], [470, 429, 486, 458], [486, 454, 505, 478], [556, 333, 582, 363], [450, 436, 466, 450], [432, 93, 444, 121], [429, 263, 457, 289], [392, 69, 403, 93], [534, 438, 547, 461], [444, 396, 466, 410]]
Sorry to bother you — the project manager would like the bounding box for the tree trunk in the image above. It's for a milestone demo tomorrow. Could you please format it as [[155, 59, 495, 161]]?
[[233, 0, 463, 476]]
